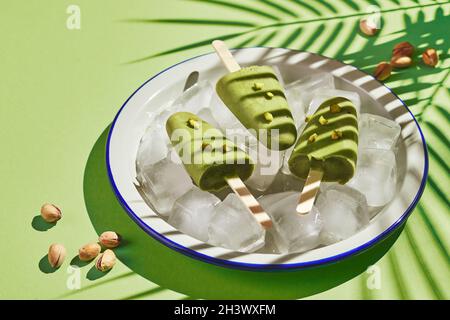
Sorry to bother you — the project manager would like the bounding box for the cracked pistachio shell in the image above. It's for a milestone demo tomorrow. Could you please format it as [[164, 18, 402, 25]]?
[[40, 203, 62, 223], [95, 249, 116, 272], [99, 231, 121, 248], [78, 242, 101, 261], [48, 243, 66, 268]]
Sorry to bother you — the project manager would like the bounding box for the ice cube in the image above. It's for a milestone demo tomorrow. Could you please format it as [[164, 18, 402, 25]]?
[[209, 94, 243, 131], [227, 127, 284, 192], [308, 89, 361, 116], [281, 123, 306, 175], [285, 73, 335, 126], [146, 81, 214, 129], [271, 65, 286, 87], [359, 113, 401, 150], [257, 232, 280, 254], [168, 187, 220, 241], [262, 170, 305, 194], [136, 124, 169, 170], [196, 107, 220, 128], [257, 191, 296, 209], [281, 148, 293, 175], [347, 148, 397, 207], [245, 142, 284, 192], [137, 157, 193, 216], [208, 193, 265, 252], [170, 81, 214, 115], [279, 173, 305, 192], [264, 193, 322, 253], [316, 184, 369, 245], [147, 100, 181, 128]]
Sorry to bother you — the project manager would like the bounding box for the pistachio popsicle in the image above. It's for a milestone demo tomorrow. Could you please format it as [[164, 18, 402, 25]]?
[[288, 97, 358, 214], [166, 112, 272, 229], [213, 41, 297, 151], [166, 112, 253, 191]]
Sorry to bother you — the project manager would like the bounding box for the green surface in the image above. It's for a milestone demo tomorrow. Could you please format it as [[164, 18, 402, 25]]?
[[0, 0, 448, 299]]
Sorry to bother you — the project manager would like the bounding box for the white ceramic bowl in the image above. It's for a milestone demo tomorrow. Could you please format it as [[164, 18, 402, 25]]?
[[106, 47, 428, 270]]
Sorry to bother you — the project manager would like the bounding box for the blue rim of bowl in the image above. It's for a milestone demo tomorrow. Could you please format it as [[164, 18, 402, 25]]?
[[105, 47, 429, 271]]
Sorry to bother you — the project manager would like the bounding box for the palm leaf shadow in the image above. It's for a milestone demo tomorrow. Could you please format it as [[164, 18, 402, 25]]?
[[126, 31, 246, 63], [259, 0, 298, 18], [126, 1, 446, 64], [123, 18, 257, 27], [193, 0, 281, 21]]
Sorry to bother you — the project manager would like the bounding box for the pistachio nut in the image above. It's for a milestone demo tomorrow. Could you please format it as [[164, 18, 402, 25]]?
[[95, 249, 116, 272], [99, 231, 121, 248], [48, 243, 66, 268], [78, 242, 101, 261], [373, 62, 392, 81], [359, 19, 378, 36], [390, 55, 412, 68], [392, 42, 414, 57], [40, 203, 62, 223], [422, 48, 438, 67]]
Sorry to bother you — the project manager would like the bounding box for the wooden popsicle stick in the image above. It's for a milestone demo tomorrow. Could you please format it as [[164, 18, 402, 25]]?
[[212, 40, 241, 72], [296, 169, 323, 215], [213, 39, 270, 229], [226, 176, 272, 230]]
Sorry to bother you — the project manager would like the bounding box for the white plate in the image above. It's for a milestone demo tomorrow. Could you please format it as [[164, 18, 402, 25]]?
[[106, 47, 428, 270]]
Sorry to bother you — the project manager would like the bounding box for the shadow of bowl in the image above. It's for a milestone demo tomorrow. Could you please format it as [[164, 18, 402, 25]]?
[[83, 126, 403, 299]]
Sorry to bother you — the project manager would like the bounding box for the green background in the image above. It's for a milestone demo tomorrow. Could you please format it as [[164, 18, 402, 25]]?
[[0, 0, 448, 299]]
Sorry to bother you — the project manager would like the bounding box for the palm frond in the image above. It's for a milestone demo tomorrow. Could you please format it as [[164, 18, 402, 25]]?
[[404, 226, 444, 299], [279, 26, 303, 48], [123, 18, 258, 27], [259, 0, 299, 18], [288, 0, 323, 16], [387, 251, 409, 299], [126, 31, 246, 63], [122, 287, 166, 300], [235, 35, 259, 48], [192, 0, 281, 21], [416, 205, 449, 261], [257, 30, 278, 46]]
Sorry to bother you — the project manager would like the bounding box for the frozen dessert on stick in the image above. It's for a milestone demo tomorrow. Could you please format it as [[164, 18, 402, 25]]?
[[288, 97, 359, 214], [213, 40, 297, 151], [166, 111, 272, 229]]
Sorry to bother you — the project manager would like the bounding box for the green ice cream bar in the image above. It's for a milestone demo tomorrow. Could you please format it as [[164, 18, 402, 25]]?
[[216, 65, 297, 151], [166, 112, 254, 191], [288, 97, 358, 184]]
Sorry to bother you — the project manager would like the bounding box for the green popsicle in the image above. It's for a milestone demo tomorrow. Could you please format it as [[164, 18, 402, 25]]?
[[166, 112, 254, 191], [288, 97, 358, 184], [216, 65, 297, 151]]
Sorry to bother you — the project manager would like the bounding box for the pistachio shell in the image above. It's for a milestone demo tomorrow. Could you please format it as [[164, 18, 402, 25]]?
[[373, 62, 392, 81], [48, 243, 66, 268], [40, 203, 62, 223], [95, 249, 116, 272], [359, 19, 379, 36], [390, 55, 412, 68], [78, 242, 101, 261], [422, 48, 438, 67], [99, 231, 121, 248], [392, 42, 414, 57]]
